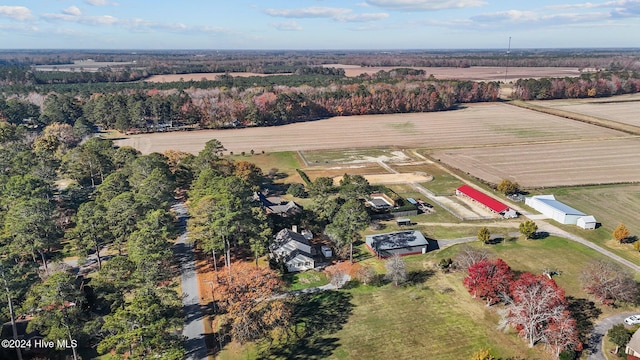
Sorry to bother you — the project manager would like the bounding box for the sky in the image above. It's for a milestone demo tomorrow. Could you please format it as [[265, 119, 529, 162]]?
[[1, 0, 639, 49]]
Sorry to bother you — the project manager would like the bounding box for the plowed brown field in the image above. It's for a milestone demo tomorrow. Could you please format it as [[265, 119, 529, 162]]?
[[115, 102, 625, 155], [433, 137, 640, 187]]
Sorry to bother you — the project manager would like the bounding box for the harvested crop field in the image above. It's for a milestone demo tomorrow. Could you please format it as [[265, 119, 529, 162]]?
[[433, 137, 640, 187], [115, 103, 626, 155], [142, 66, 585, 83], [322, 64, 585, 81], [530, 93, 640, 127]]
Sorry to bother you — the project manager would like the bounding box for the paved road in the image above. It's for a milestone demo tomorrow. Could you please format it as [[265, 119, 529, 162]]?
[[587, 312, 637, 360], [172, 203, 209, 360]]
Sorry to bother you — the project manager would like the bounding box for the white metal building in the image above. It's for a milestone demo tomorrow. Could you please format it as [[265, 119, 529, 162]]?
[[577, 216, 597, 230], [525, 195, 586, 225]]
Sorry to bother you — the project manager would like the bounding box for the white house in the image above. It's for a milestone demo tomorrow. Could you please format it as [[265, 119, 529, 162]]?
[[525, 195, 586, 225], [270, 228, 316, 272], [577, 215, 597, 230]]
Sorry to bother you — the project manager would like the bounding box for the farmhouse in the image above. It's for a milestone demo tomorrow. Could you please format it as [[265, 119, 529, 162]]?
[[365, 230, 429, 258], [455, 185, 517, 218], [270, 228, 316, 272], [524, 195, 594, 226]]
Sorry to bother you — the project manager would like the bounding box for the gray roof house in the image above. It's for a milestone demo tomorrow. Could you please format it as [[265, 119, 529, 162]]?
[[270, 228, 316, 272]]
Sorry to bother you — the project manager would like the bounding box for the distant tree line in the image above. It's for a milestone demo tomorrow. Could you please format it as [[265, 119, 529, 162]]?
[[1, 72, 500, 132], [512, 71, 640, 100]]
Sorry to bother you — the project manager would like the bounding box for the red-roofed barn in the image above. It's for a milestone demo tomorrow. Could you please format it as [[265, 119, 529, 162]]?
[[456, 185, 517, 218]]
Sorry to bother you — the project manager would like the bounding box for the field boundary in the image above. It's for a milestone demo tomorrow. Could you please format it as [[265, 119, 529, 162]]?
[[507, 100, 640, 135]]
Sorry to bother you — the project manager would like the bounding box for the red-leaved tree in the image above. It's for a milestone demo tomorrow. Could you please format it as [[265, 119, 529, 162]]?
[[544, 311, 581, 357], [505, 273, 568, 347], [463, 258, 514, 306]]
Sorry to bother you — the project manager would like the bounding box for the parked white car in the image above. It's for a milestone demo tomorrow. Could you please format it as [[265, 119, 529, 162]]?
[[624, 315, 640, 325]]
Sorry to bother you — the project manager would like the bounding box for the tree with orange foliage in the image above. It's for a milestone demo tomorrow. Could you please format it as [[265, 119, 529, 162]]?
[[215, 262, 291, 344]]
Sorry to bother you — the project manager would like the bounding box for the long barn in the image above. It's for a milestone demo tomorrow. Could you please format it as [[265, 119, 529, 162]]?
[[456, 185, 517, 218]]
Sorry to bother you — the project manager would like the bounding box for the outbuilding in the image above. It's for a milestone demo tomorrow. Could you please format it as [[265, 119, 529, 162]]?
[[456, 185, 517, 218], [525, 195, 586, 225], [577, 215, 597, 230]]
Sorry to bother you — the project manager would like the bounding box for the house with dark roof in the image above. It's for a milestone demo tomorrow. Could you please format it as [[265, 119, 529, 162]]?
[[456, 185, 517, 218], [365, 230, 430, 258], [270, 228, 316, 272], [254, 192, 303, 217]]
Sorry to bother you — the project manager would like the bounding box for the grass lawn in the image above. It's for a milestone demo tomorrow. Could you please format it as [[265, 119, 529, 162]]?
[[229, 151, 303, 183], [284, 270, 330, 291], [327, 279, 547, 360]]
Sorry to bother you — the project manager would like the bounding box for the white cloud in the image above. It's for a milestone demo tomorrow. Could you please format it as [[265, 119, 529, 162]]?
[[271, 21, 303, 31], [337, 13, 390, 22], [364, 0, 486, 11], [265, 6, 351, 18], [42, 12, 120, 25], [265, 6, 389, 22], [63, 6, 82, 16], [470, 9, 611, 27], [0, 6, 33, 21], [84, 0, 118, 6]]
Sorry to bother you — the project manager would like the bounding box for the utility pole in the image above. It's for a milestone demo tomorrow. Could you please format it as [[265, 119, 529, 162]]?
[[505, 36, 512, 83]]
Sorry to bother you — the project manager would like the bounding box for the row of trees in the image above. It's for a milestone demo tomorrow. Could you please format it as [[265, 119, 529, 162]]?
[[3, 74, 500, 131], [512, 71, 640, 100]]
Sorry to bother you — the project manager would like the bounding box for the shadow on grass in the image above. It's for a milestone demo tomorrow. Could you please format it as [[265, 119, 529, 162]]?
[[566, 296, 602, 341], [404, 269, 435, 286], [262, 290, 353, 359]]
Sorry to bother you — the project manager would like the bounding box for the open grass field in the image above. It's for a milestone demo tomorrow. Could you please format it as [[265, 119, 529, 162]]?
[[529, 93, 640, 127], [115, 102, 627, 157], [432, 137, 640, 187]]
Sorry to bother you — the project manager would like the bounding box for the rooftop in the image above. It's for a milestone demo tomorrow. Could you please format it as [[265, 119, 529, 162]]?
[[365, 230, 429, 257], [530, 195, 585, 216], [457, 185, 509, 213]]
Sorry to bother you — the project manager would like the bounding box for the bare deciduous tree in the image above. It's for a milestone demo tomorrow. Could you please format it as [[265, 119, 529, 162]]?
[[580, 259, 638, 306], [385, 255, 407, 286], [454, 245, 490, 272]]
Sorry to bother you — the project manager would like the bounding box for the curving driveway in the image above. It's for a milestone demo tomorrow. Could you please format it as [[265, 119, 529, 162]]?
[[587, 312, 638, 360]]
